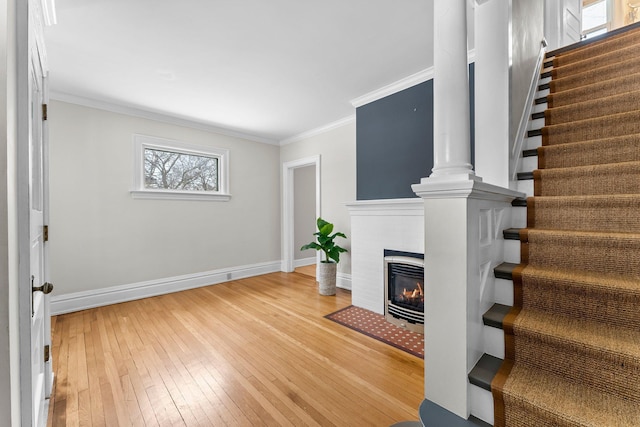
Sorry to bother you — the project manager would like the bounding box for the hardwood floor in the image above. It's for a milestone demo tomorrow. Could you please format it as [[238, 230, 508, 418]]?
[[294, 264, 316, 278], [47, 272, 424, 426]]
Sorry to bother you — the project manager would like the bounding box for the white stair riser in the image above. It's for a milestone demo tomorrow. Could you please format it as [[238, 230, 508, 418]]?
[[523, 135, 542, 150], [495, 277, 514, 306], [470, 384, 494, 425], [484, 324, 505, 359], [516, 179, 533, 196], [528, 117, 545, 130], [511, 206, 527, 229], [503, 240, 521, 264], [520, 156, 538, 173], [532, 102, 547, 114]]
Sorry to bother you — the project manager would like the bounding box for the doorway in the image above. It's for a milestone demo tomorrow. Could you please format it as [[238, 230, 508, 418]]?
[[282, 156, 321, 273], [293, 165, 317, 277]]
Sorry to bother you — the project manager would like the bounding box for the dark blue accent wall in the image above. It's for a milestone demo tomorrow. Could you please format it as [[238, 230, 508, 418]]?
[[356, 63, 475, 200]]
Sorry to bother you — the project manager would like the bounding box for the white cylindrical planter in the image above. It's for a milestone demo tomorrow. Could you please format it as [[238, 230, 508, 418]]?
[[317, 262, 337, 295]]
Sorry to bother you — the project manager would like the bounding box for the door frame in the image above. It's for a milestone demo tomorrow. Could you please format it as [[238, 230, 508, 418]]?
[[282, 155, 321, 273], [17, 0, 52, 425]]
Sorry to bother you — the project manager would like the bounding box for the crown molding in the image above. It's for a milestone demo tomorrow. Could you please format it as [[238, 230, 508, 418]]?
[[279, 115, 355, 146], [350, 68, 434, 108], [49, 92, 280, 146], [350, 49, 477, 109]]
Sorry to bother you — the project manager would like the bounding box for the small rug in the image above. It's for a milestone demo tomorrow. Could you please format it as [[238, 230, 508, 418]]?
[[324, 305, 424, 359]]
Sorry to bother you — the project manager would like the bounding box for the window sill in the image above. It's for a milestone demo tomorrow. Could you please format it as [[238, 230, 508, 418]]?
[[130, 190, 232, 201]]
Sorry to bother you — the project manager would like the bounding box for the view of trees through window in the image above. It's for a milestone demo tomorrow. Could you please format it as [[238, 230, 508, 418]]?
[[144, 148, 219, 191]]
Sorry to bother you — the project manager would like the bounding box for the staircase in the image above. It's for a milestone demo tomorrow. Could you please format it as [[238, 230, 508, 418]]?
[[466, 24, 640, 426]]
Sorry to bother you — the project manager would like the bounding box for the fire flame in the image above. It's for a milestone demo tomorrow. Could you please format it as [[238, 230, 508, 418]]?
[[400, 282, 424, 300]]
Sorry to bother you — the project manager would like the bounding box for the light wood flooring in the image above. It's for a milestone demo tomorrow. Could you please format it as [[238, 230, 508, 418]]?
[[294, 264, 316, 278], [47, 271, 424, 426]]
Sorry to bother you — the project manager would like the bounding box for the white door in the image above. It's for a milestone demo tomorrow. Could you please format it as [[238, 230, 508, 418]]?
[[27, 17, 52, 427], [545, 0, 583, 49], [562, 0, 583, 44]]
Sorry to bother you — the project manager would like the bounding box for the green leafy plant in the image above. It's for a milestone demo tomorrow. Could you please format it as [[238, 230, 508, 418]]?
[[300, 217, 348, 263]]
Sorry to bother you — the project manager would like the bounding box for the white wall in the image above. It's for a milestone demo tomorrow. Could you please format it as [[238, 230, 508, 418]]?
[[474, 0, 511, 187], [280, 121, 356, 276], [48, 100, 281, 295], [511, 0, 544, 143], [294, 165, 316, 261]]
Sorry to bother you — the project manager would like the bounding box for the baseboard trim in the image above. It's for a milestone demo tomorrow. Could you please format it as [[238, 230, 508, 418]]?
[[51, 261, 281, 315], [294, 257, 316, 268], [337, 273, 352, 291]]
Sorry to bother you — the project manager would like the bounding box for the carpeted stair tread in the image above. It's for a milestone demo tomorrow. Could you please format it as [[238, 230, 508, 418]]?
[[526, 195, 640, 232], [511, 309, 640, 370], [520, 228, 640, 279], [538, 134, 640, 168], [516, 266, 640, 330], [510, 309, 640, 401], [533, 161, 640, 196], [542, 110, 640, 145], [551, 25, 640, 67], [544, 89, 640, 125], [497, 23, 640, 427], [494, 363, 640, 427], [547, 72, 640, 108], [551, 43, 640, 80], [549, 55, 640, 93]]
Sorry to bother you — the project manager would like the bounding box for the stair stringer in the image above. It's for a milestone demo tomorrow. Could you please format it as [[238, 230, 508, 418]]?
[[468, 73, 543, 426]]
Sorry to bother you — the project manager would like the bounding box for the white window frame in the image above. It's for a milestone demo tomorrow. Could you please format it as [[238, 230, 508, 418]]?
[[130, 134, 231, 201], [582, 0, 610, 39]]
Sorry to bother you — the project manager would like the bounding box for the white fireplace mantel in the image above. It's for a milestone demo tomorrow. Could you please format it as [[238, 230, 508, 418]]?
[[346, 198, 425, 314]]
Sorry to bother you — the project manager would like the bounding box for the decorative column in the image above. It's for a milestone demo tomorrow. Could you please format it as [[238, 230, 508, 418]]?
[[413, 0, 523, 422], [428, 0, 478, 182]]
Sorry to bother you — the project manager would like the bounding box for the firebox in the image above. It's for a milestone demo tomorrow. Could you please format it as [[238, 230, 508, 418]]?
[[384, 250, 424, 334]]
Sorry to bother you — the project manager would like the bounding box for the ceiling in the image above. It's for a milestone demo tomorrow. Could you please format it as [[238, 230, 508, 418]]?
[[44, 0, 434, 144]]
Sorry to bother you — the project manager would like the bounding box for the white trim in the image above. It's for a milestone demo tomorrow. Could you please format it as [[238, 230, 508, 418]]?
[[510, 41, 547, 181], [346, 198, 425, 216], [337, 273, 352, 291], [49, 91, 279, 146], [41, 0, 57, 26], [280, 115, 355, 146], [131, 134, 231, 201], [467, 48, 476, 63], [282, 156, 321, 273], [350, 50, 476, 108], [130, 190, 232, 201], [350, 68, 435, 108], [50, 261, 282, 315], [294, 257, 316, 268], [412, 178, 524, 202]]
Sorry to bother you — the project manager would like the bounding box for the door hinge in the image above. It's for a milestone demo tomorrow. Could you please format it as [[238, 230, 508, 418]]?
[[44, 345, 50, 363], [42, 104, 48, 121], [43, 225, 48, 242]]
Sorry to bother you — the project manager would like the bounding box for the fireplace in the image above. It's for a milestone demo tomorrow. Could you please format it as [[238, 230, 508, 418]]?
[[384, 250, 424, 334]]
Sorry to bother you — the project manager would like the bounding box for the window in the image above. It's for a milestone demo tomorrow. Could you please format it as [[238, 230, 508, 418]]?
[[131, 134, 230, 201], [582, 0, 609, 39]]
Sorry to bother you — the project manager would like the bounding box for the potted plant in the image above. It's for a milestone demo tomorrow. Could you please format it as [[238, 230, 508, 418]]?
[[300, 217, 348, 295]]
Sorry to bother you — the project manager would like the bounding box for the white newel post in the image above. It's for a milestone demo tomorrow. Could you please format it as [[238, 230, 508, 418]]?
[[413, 0, 523, 421]]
